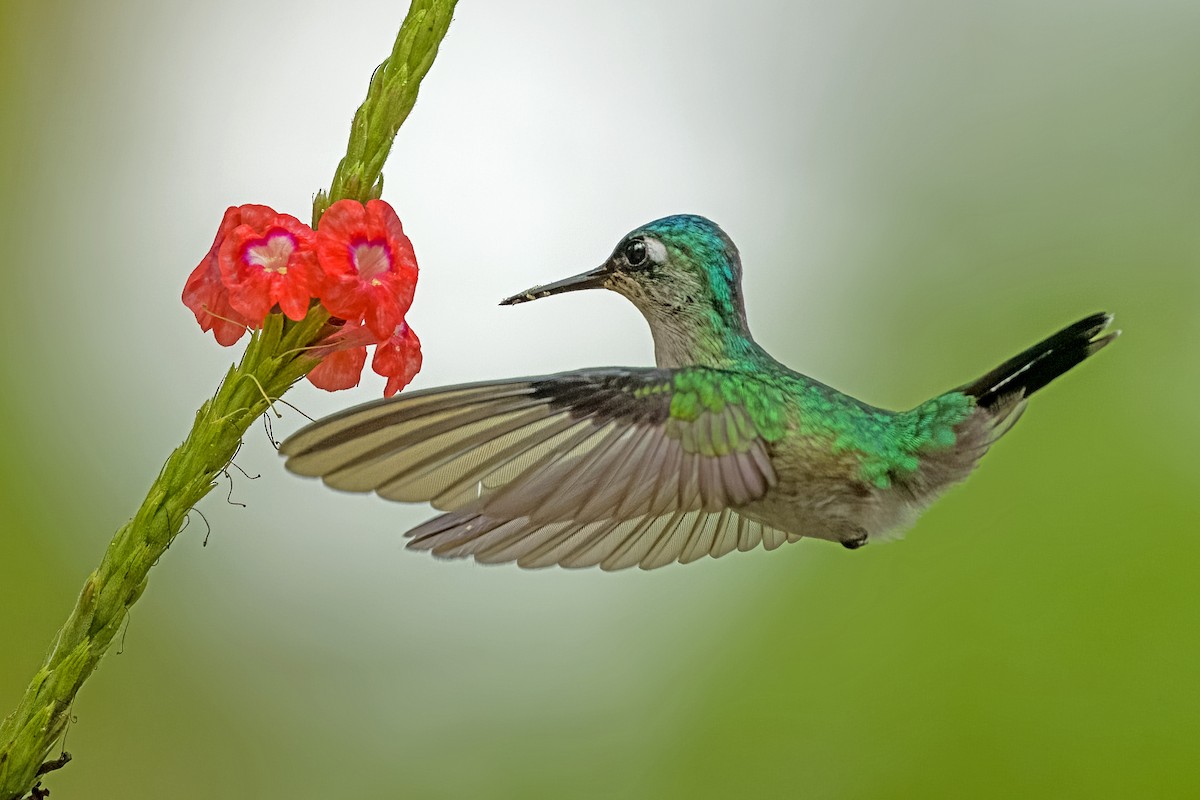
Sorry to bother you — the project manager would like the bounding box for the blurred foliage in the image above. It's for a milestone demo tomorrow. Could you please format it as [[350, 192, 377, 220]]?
[[1, 1, 1197, 798]]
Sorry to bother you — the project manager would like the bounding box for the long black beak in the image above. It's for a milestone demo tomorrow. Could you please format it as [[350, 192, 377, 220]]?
[[500, 264, 610, 306]]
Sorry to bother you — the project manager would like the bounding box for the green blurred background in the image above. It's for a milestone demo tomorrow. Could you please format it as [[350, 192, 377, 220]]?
[[2, 1, 1197, 797]]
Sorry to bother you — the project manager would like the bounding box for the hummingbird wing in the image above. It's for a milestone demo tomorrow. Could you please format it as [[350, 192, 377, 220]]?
[[401, 507, 801, 571], [281, 367, 779, 526]]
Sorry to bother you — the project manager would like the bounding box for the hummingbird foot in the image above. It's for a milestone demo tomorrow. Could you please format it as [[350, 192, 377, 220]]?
[[838, 527, 870, 550]]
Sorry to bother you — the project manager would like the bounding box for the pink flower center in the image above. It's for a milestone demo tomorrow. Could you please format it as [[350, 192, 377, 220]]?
[[351, 239, 392, 283], [243, 230, 296, 275]]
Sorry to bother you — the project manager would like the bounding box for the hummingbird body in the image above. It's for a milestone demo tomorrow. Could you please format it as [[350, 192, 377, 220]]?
[[282, 215, 1116, 569]]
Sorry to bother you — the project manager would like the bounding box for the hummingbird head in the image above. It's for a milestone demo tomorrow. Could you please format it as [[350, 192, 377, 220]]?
[[502, 215, 753, 367]]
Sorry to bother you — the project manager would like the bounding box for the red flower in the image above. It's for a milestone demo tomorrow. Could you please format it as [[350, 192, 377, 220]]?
[[315, 199, 417, 339], [182, 206, 254, 346], [372, 322, 422, 397], [218, 209, 319, 322]]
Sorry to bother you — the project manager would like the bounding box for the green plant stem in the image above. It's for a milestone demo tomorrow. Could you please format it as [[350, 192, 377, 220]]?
[[0, 312, 328, 799], [0, 2, 456, 797]]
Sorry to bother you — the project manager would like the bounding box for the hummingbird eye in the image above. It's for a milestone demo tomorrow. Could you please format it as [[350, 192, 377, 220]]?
[[623, 239, 648, 267]]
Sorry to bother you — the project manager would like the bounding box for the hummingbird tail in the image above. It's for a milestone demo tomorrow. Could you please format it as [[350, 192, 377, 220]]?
[[894, 313, 1117, 510], [960, 312, 1118, 413]]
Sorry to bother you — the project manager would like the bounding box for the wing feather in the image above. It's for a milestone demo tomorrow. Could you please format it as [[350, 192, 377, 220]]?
[[710, 512, 741, 558], [762, 525, 788, 551], [737, 517, 763, 552]]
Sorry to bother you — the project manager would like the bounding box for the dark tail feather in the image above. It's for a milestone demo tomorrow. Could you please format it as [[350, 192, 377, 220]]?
[[962, 312, 1119, 410]]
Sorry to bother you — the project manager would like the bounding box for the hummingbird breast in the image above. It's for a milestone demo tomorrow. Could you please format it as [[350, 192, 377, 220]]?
[[739, 435, 897, 547]]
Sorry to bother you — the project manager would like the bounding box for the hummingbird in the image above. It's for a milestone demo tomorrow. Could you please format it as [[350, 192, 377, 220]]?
[[281, 215, 1117, 570]]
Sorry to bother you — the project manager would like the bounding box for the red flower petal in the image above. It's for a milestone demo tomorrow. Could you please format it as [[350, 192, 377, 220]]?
[[363, 288, 406, 343], [308, 345, 368, 391], [182, 205, 259, 346], [372, 323, 422, 397], [276, 253, 318, 320], [314, 199, 418, 339], [305, 320, 376, 392]]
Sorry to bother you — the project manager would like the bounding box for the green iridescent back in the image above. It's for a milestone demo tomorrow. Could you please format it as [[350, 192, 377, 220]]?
[[668, 367, 974, 489]]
